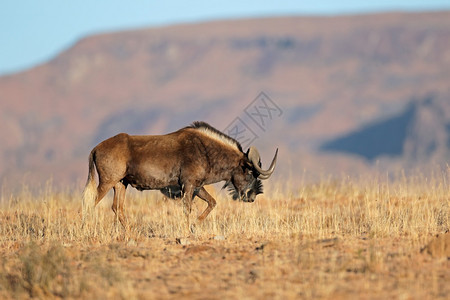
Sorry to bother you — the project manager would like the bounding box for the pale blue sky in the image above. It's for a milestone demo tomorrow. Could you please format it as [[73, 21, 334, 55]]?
[[1, 1, 449, 75]]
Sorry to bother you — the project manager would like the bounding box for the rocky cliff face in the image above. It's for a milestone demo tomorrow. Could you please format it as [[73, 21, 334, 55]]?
[[321, 96, 450, 162], [1, 12, 449, 188]]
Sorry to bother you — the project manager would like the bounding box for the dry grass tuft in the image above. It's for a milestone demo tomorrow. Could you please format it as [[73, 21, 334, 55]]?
[[0, 170, 449, 299]]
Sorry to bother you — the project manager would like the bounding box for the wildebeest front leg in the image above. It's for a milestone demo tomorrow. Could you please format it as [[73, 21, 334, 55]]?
[[182, 185, 195, 233], [113, 182, 127, 227], [196, 187, 216, 221]]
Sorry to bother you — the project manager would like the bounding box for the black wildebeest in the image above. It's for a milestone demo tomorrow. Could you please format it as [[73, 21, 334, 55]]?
[[82, 121, 277, 228]]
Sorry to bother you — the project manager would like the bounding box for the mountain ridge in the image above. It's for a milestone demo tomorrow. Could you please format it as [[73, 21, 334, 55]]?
[[1, 11, 449, 189]]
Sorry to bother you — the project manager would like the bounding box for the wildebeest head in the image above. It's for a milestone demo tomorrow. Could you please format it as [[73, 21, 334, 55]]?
[[224, 147, 278, 202]]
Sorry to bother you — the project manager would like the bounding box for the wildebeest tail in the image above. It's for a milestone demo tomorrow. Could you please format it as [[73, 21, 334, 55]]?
[[82, 150, 98, 218]]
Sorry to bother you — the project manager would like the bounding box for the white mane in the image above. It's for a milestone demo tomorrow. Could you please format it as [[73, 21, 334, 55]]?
[[189, 122, 242, 152]]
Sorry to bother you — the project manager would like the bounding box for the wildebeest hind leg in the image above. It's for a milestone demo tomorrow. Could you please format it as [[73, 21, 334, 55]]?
[[196, 187, 216, 221], [113, 182, 127, 227], [95, 181, 115, 207]]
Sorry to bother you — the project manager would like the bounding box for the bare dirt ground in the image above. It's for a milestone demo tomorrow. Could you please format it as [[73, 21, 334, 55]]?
[[0, 174, 449, 299]]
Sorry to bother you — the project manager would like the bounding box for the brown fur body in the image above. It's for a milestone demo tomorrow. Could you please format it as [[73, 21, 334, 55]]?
[[82, 122, 276, 228]]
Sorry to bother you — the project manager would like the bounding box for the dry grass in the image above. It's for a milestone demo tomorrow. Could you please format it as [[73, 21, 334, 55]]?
[[0, 171, 449, 299]]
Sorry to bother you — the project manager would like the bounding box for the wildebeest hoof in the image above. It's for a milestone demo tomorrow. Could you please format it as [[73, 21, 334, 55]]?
[[176, 237, 191, 245], [190, 224, 197, 234]]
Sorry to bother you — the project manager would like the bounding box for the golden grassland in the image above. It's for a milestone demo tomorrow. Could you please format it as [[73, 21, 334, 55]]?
[[0, 171, 449, 299]]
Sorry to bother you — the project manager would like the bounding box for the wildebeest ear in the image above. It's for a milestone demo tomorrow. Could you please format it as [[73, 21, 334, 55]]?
[[241, 156, 252, 169]]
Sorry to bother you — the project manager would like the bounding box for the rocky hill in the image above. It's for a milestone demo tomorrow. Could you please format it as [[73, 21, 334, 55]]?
[[1, 11, 449, 189]]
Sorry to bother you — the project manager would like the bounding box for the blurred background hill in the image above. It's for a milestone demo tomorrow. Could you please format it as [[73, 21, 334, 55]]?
[[1, 11, 449, 189]]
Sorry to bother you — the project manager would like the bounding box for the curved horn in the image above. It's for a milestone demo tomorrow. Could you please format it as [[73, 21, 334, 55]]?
[[247, 147, 278, 179]]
